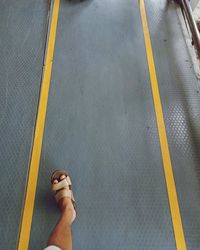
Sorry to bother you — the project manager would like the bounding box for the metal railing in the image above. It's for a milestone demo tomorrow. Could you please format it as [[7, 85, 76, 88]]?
[[176, 0, 200, 57]]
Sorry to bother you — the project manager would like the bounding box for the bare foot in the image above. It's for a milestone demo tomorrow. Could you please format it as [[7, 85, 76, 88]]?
[[53, 175, 76, 225]]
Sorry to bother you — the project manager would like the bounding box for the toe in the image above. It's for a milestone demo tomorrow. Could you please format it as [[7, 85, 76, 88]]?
[[60, 174, 66, 181], [53, 179, 58, 184]]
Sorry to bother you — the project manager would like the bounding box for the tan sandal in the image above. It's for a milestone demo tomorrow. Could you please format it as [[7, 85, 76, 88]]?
[[51, 170, 76, 212]]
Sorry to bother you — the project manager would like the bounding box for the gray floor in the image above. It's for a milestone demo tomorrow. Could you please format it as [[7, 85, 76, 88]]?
[[146, 1, 200, 248], [1, 0, 200, 249], [0, 1, 48, 249], [30, 0, 176, 249]]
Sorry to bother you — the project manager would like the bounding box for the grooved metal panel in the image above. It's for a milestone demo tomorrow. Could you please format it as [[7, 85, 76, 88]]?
[[145, 0, 200, 249], [0, 1, 48, 249], [29, 0, 176, 249]]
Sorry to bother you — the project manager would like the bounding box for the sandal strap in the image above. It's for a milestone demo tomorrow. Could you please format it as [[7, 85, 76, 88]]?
[[52, 176, 72, 191], [55, 189, 75, 202], [51, 172, 76, 204]]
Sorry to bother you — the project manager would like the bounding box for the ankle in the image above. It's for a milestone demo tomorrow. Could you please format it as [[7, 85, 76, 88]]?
[[61, 208, 76, 226], [58, 197, 72, 211]]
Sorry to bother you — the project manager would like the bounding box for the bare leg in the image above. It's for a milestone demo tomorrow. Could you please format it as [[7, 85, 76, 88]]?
[[47, 176, 76, 250]]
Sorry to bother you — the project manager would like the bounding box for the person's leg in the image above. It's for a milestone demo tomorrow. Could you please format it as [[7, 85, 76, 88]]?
[[47, 175, 76, 250]]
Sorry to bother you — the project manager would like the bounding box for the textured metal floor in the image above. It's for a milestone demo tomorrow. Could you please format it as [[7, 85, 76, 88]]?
[[1, 0, 200, 249], [30, 0, 176, 249], [146, 1, 200, 248], [0, 1, 48, 249]]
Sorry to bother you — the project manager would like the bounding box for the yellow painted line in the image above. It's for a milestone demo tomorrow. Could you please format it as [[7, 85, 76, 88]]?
[[139, 1, 186, 249], [18, 1, 60, 249]]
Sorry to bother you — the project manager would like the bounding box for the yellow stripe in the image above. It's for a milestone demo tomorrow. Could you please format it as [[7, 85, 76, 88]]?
[[18, 1, 60, 249], [139, 1, 186, 249]]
